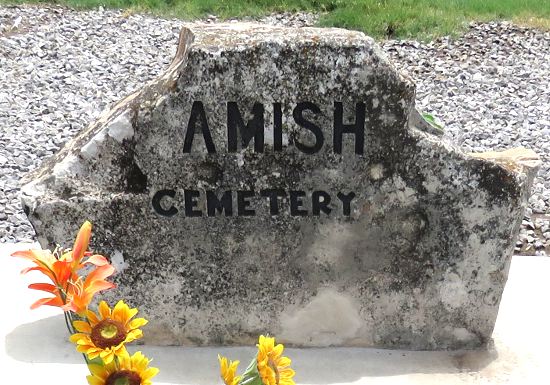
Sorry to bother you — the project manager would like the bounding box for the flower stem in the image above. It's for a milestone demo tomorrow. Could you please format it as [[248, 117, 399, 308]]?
[[63, 311, 74, 335], [64, 311, 90, 365]]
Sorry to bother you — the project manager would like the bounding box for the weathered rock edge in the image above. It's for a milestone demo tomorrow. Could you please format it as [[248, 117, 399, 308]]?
[[21, 24, 540, 349]]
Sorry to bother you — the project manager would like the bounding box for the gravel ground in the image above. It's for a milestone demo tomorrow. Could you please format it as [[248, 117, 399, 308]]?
[[0, 5, 548, 254]]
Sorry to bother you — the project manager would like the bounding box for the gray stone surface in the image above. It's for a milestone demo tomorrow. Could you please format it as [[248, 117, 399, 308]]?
[[21, 23, 539, 349]]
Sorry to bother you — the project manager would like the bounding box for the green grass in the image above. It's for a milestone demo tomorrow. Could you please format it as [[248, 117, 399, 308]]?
[[2, 0, 550, 39]]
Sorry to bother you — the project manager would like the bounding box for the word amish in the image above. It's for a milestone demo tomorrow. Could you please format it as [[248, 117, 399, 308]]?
[[182, 101, 366, 154]]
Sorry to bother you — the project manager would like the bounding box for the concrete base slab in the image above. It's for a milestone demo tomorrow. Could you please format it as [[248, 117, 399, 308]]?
[[1, 243, 548, 384]]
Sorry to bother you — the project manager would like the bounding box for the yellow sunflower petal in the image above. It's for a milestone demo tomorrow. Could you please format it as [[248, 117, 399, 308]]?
[[272, 344, 284, 358], [73, 340, 89, 348], [69, 333, 87, 343], [125, 307, 139, 323], [113, 344, 130, 358], [279, 379, 295, 385], [218, 355, 228, 371], [228, 361, 239, 378], [111, 300, 130, 323], [73, 320, 92, 333], [132, 352, 150, 372], [73, 335, 93, 346], [87, 363, 109, 379], [279, 367, 295, 377], [259, 366, 276, 385], [99, 350, 115, 364], [98, 301, 111, 319], [128, 317, 148, 330], [142, 367, 160, 380], [86, 375, 104, 385], [119, 355, 131, 368], [277, 357, 291, 367], [87, 309, 100, 325], [126, 329, 143, 342], [261, 335, 275, 350], [77, 345, 98, 355], [86, 350, 100, 360], [76, 341, 95, 349]]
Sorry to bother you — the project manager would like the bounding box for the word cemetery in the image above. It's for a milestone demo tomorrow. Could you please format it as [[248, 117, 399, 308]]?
[[152, 188, 356, 217]]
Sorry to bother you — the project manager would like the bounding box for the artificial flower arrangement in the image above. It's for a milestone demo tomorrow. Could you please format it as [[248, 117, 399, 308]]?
[[11, 221, 295, 385]]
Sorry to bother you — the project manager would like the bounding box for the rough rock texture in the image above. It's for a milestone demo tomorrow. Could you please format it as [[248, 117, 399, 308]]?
[[21, 24, 539, 349]]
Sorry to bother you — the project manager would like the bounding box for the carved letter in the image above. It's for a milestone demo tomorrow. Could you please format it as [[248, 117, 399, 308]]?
[[183, 101, 216, 153], [227, 102, 265, 152], [334, 102, 365, 155], [261, 189, 286, 215], [237, 190, 256, 216], [184, 189, 202, 217], [290, 190, 308, 216], [152, 189, 178, 217], [206, 191, 233, 217], [273, 102, 283, 152], [312, 191, 332, 216], [293, 102, 324, 154], [337, 192, 356, 216]]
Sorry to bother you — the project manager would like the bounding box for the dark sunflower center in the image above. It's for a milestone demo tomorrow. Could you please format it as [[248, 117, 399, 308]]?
[[105, 370, 141, 385], [90, 319, 126, 349], [268, 358, 280, 385]]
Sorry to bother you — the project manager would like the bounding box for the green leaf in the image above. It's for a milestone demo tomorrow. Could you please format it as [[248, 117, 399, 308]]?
[[88, 356, 104, 366], [240, 358, 263, 385], [422, 113, 444, 131], [85, 357, 106, 375]]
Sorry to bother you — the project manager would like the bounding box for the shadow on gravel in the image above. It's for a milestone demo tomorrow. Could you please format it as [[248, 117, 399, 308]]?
[[5, 315, 499, 384]]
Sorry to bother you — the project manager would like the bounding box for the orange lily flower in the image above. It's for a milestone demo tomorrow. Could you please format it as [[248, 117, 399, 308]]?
[[12, 248, 72, 284], [17, 254, 76, 309], [72, 221, 92, 263], [27, 284, 65, 309], [60, 221, 110, 269], [12, 221, 116, 313], [12, 221, 108, 277], [64, 264, 117, 315], [23, 263, 116, 314]]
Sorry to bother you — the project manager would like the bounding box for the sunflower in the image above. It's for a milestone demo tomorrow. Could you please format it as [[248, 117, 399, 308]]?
[[70, 300, 147, 364], [87, 351, 159, 385], [218, 354, 241, 385], [256, 335, 295, 385]]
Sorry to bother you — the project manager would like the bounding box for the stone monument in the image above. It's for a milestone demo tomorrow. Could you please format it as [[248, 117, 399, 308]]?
[[21, 24, 540, 349]]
